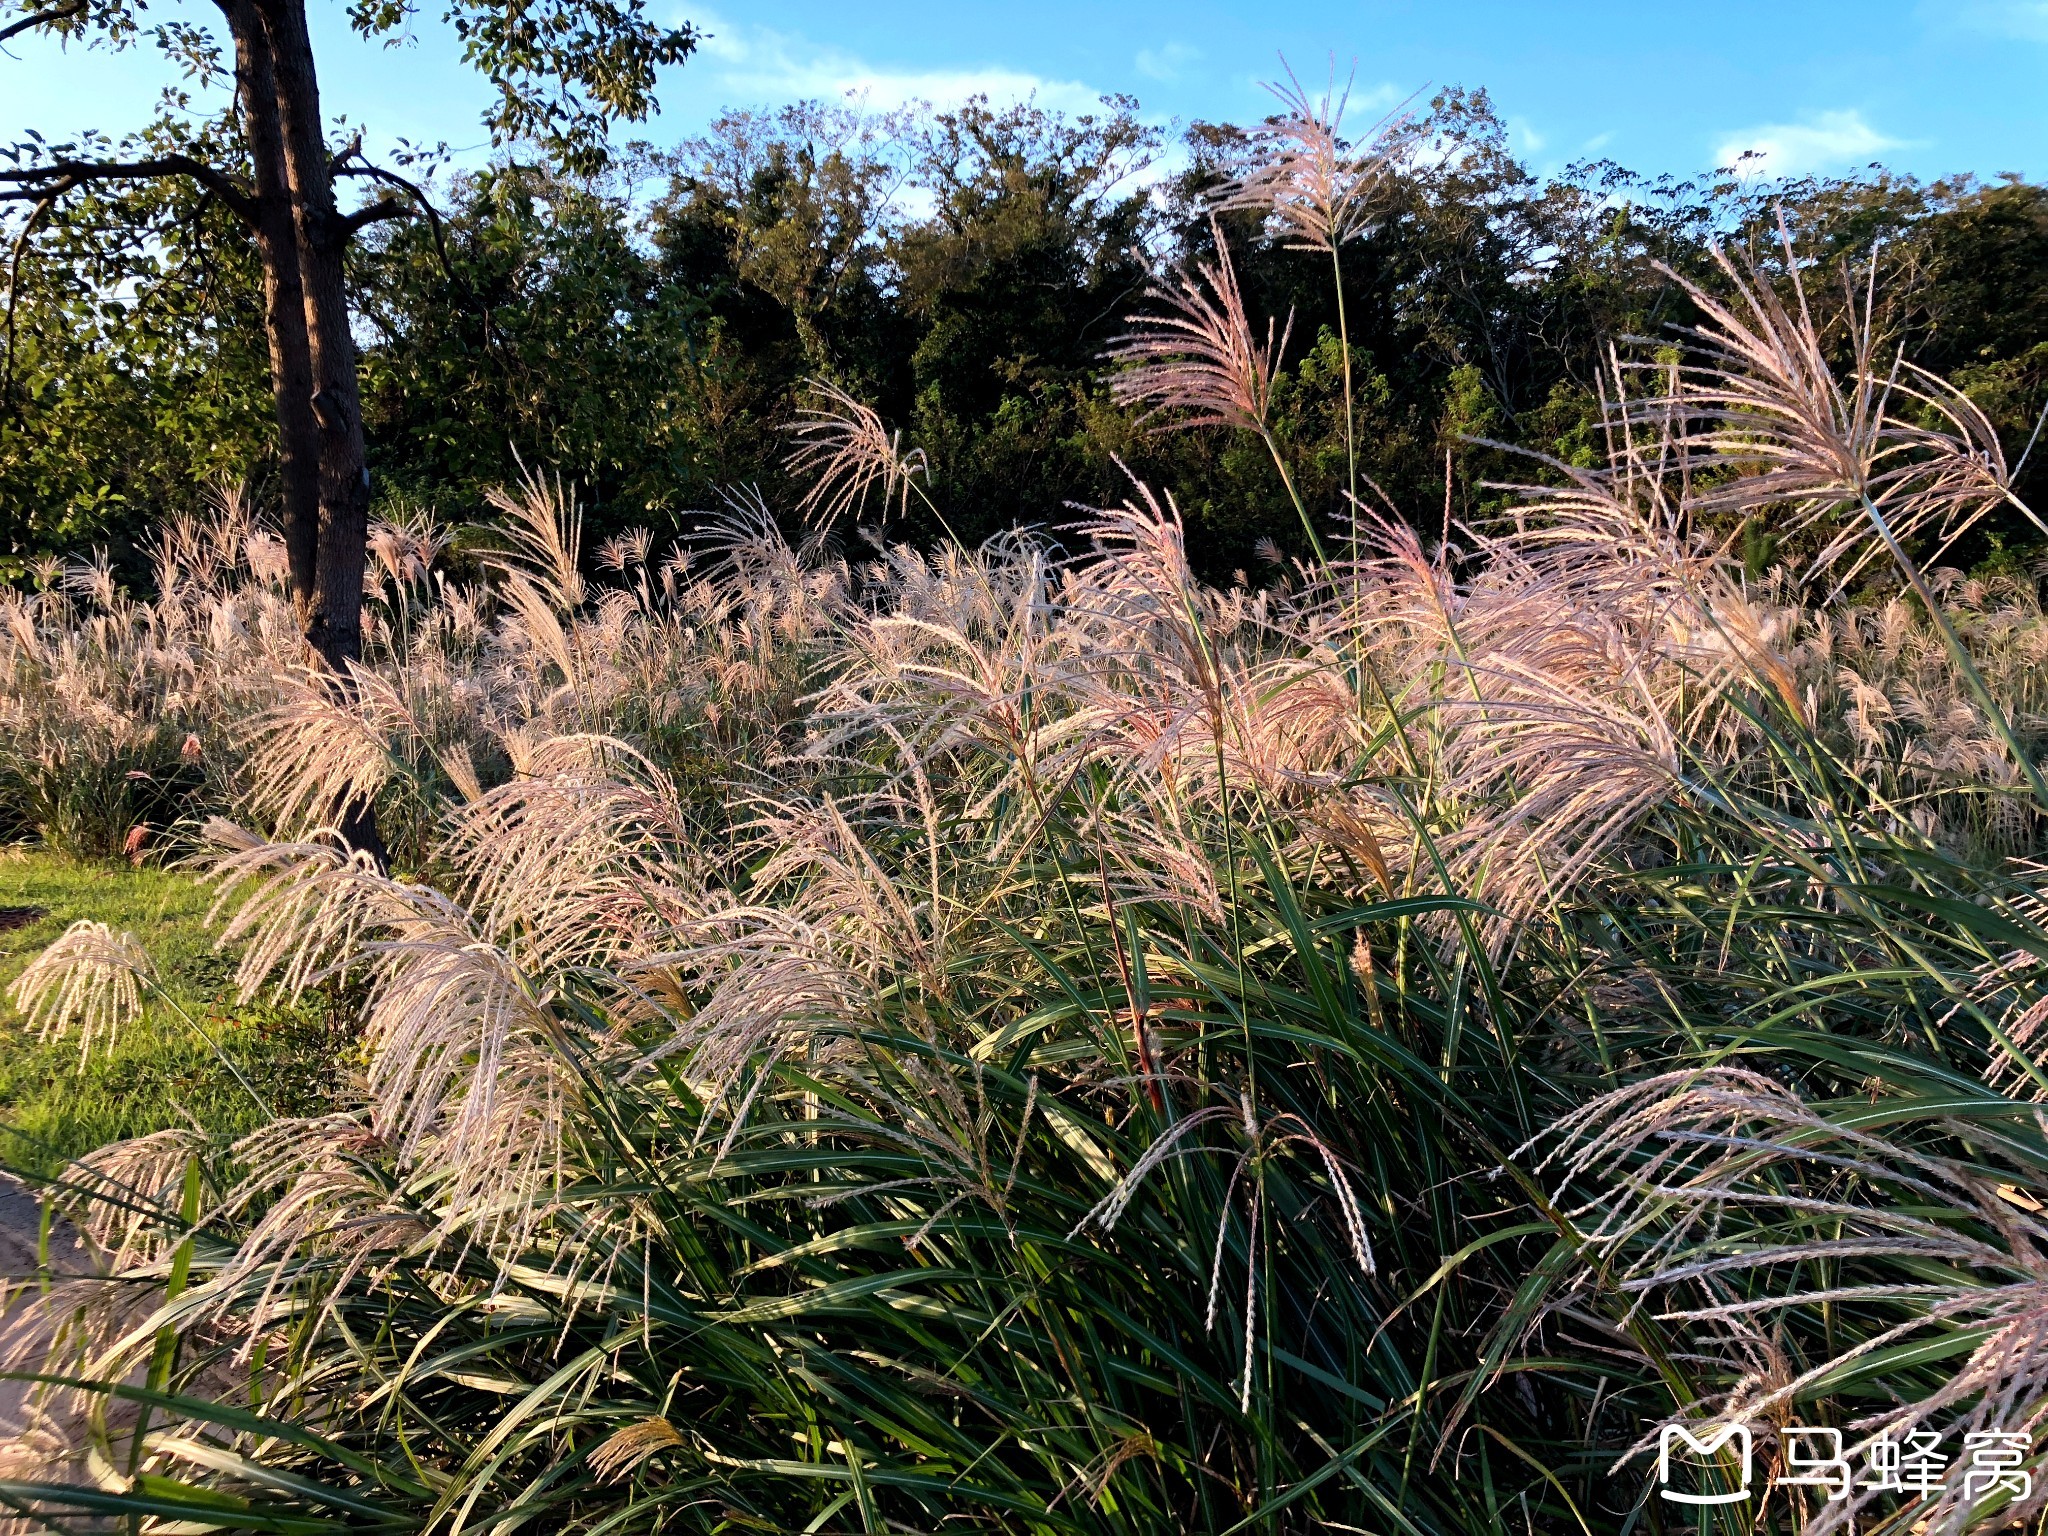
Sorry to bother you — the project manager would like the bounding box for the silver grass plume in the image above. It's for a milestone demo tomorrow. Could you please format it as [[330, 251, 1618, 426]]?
[[1107, 221, 1290, 436], [8, 919, 153, 1060], [1208, 58, 1402, 253], [784, 377, 931, 531]]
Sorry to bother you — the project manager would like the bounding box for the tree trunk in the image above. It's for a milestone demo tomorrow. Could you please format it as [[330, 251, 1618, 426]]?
[[253, 0, 371, 677], [233, 0, 388, 864], [221, 0, 321, 610]]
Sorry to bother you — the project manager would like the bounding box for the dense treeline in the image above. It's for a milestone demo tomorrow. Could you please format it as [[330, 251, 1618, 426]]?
[[4, 87, 2047, 576]]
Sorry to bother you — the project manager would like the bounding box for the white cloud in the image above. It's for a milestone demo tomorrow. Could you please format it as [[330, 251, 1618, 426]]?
[[1135, 41, 1200, 82], [679, 7, 1107, 119], [1932, 0, 2048, 41], [1712, 109, 1903, 177], [1351, 79, 1412, 118]]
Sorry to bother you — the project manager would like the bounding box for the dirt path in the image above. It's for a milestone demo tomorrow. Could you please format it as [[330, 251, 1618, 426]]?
[[0, 1172, 100, 1526], [0, 1170, 85, 1280]]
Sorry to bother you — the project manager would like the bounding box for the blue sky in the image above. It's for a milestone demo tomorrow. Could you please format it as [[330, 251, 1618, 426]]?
[[5, 0, 2046, 184]]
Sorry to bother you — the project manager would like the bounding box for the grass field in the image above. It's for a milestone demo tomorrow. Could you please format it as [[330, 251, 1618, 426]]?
[[0, 849, 342, 1180]]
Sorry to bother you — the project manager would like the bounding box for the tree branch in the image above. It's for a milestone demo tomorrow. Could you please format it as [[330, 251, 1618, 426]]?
[[332, 147, 449, 271], [326, 130, 364, 182], [0, 155, 260, 229], [0, 0, 83, 47], [336, 194, 408, 239], [1, 191, 57, 421]]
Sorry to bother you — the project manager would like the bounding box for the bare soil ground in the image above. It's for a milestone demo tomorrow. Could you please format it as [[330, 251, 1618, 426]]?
[[0, 1172, 107, 1531]]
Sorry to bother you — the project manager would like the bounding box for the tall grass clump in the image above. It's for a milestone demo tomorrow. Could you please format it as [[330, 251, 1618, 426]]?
[[9, 133, 2048, 1535]]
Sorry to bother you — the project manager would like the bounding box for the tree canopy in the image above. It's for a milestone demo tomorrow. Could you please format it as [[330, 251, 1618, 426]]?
[[5, 80, 2047, 582]]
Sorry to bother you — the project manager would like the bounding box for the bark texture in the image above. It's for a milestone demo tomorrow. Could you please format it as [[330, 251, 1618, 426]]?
[[218, 0, 387, 862]]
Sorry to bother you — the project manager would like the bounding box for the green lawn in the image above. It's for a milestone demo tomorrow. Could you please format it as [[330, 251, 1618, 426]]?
[[0, 849, 342, 1179]]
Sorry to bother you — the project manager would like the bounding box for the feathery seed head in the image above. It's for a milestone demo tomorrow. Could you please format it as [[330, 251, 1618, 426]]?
[[1107, 223, 1290, 436], [9, 919, 153, 1061], [784, 378, 931, 531], [1209, 58, 1403, 252]]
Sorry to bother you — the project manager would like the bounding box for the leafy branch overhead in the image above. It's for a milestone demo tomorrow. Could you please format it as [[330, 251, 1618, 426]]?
[[346, 0, 697, 174]]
